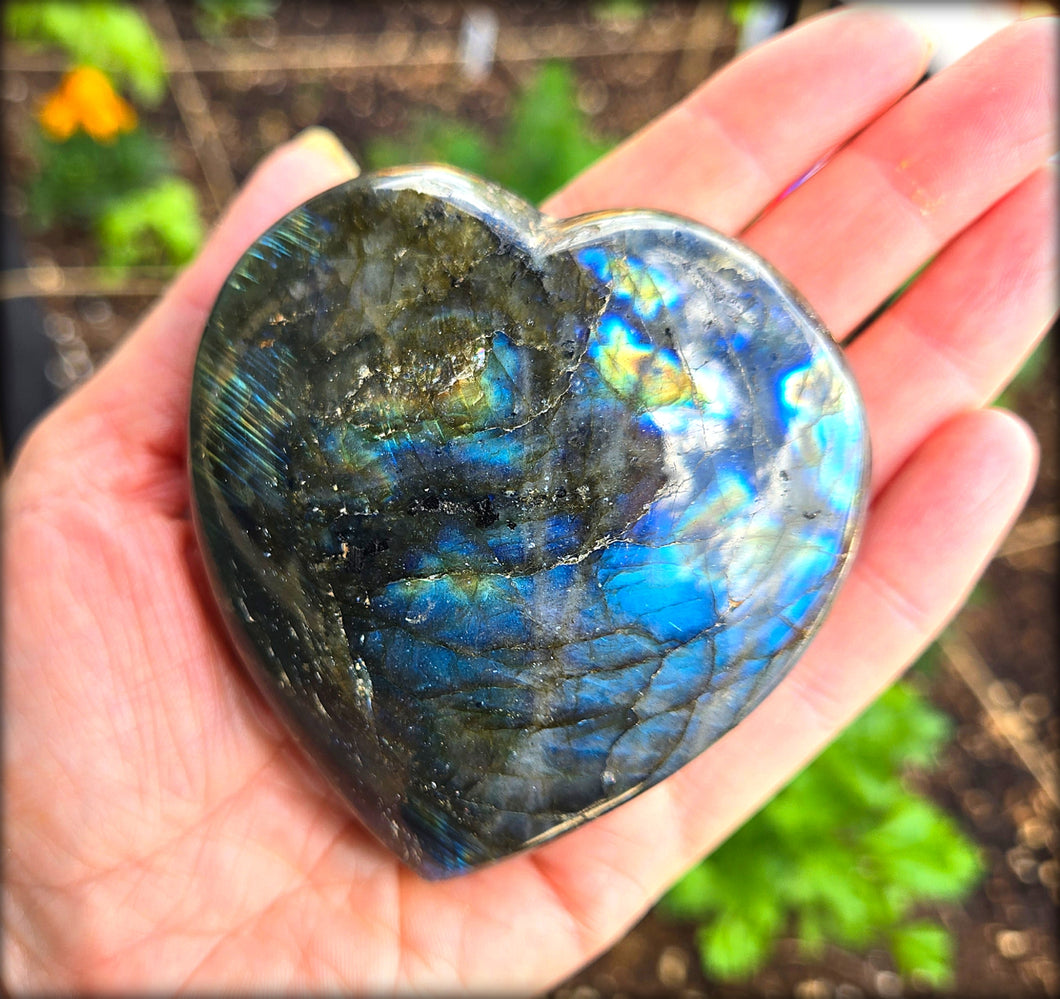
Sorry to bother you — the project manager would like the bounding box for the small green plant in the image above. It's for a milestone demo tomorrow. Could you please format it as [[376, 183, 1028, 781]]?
[[4, 1, 167, 105], [97, 176, 204, 271], [367, 116, 492, 184], [7, 1, 204, 271], [659, 678, 982, 989], [27, 129, 171, 230], [193, 0, 279, 38], [492, 62, 615, 203], [366, 61, 614, 204]]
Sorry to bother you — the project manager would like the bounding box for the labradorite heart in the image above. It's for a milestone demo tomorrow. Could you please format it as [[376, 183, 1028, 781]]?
[[189, 165, 868, 878]]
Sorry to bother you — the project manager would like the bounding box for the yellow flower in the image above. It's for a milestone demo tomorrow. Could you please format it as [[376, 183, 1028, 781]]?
[[39, 66, 138, 143]]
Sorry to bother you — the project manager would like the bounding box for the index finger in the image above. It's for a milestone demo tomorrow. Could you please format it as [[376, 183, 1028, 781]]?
[[544, 7, 930, 231]]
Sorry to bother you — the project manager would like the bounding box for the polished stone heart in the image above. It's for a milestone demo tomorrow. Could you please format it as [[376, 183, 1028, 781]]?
[[190, 165, 869, 878]]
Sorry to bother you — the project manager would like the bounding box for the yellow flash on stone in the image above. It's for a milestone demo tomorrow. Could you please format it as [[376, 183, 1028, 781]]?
[[592, 315, 693, 408]]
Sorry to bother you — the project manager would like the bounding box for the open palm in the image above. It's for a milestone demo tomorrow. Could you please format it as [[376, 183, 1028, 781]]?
[[4, 10, 1055, 993]]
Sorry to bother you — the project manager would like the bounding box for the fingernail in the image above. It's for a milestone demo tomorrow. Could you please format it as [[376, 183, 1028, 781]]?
[[294, 126, 360, 177]]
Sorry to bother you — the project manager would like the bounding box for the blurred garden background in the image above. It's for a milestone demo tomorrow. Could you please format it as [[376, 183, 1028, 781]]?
[[1, 2, 1056, 996]]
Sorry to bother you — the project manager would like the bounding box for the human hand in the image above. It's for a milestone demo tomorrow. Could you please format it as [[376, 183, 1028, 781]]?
[[4, 9, 1055, 993]]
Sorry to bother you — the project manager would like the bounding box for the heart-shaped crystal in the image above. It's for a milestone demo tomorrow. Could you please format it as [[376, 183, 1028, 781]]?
[[190, 165, 869, 878]]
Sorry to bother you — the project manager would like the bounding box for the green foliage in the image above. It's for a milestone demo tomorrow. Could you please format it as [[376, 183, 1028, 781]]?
[[965, 578, 996, 610], [889, 920, 953, 989], [8, 2, 205, 269], [592, 0, 652, 20], [4, 1, 167, 105], [367, 116, 492, 184], [26, 128, 203, 270], [366, 61, 614, 204], [97, 177, 204, 270], [494, 63, 615, 203], [26, 129, 171, 229], [26, 132, 204, 271], [909, 641, 941, 679], [727, 1, 759, 28], [697, 907, 781, 980], [193, 0, 278, 37], [659, 680, 982, 988], [996, 332, 1052, 409]]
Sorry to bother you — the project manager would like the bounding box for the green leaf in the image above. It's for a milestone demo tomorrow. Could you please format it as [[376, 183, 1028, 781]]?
[[869, 803, 983, 901], [793, 856, 878, 947], [194, 0, 278, 37], [695, 912, 778, 980], [797, 909, 827, 960], [5, 1, 167, 105], [96, 176, 203, 270], [889, 921, 954, 989], [836, 682, 951, 772]]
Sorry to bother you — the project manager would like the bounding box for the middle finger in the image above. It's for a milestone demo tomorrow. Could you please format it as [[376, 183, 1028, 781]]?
[[543, 8, 929, 232], [743, 17, 1056, 338]]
